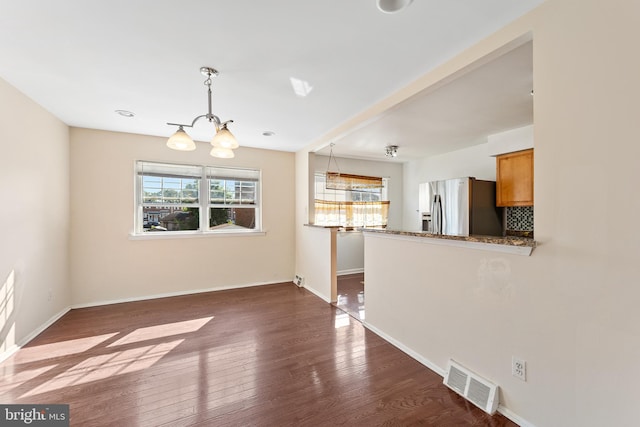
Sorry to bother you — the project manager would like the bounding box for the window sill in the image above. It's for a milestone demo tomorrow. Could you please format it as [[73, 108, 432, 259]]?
[[129, 230, 266, 240]]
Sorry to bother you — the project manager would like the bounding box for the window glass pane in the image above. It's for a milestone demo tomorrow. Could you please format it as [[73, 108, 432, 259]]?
[[142, 175, 199, 205], [142, 206, 199, 232], [209, 179, 257, 206], [225, 180, 238, 203], [182, 189, 198, 201], [210, 179, 225, 204], [209, 208, 256, 230], [143, 176, 162, 187], [241, 182, 256, 204]]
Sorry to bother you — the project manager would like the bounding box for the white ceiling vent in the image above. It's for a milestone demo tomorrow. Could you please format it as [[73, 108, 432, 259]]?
[[443, 359, 499, 415]]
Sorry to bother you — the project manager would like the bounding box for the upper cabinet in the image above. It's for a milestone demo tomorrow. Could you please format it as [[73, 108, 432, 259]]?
[[496, 149, 534, 207]]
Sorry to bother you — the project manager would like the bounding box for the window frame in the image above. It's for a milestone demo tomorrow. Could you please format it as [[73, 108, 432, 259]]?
[[133, 161, 263, 238]]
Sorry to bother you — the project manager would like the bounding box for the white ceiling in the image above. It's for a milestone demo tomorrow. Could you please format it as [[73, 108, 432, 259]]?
[[317, 40, 533, 161], [0, 0, 542, 159]]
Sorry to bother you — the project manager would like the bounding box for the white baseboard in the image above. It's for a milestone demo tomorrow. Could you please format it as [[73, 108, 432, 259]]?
[[362, 320, 446, 376], [337, 268, 364, 276], [0, 306, 70, 364], [71, 279, 290, 309], [497, 405, 536, 427], [301, 284, 331, 303], [362, 320, 535, 427]]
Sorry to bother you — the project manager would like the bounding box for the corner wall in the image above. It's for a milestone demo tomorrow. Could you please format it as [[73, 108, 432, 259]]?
[[0, 77, 70, 358], [69, 128, 295, 306]]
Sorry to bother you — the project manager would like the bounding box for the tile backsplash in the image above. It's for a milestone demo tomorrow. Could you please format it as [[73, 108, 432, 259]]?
[[506, 206, 534, 231]]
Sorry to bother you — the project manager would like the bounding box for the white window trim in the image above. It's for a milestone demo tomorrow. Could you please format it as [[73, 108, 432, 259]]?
[[128, 230, 267, 240], [132, 161, 264, 238]]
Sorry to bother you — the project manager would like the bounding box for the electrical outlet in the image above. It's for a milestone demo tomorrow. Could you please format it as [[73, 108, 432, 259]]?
[[294, 274, 304, 287], [512, 357, 526, 381]]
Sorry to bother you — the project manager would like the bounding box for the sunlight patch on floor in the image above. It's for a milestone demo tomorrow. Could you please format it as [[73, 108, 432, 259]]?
[[15, 333, 118, 364], [0, 364, 58, 394], [20, 340, 183, 398], [109, 317, 213, 347]]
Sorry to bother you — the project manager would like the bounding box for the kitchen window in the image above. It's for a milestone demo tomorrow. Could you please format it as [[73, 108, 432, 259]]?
[[135, 161, 261, 235], [314, 173, 389, 228]]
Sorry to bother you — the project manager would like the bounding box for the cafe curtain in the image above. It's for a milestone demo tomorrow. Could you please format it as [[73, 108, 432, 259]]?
[[314, 200, 389, 228]]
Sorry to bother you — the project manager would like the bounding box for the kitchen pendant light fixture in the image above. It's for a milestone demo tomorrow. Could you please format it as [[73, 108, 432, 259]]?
[[166, 66, 238, 158], [325, 143, 383, 190]]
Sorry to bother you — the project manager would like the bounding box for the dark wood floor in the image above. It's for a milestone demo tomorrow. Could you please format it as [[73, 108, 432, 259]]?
[[0, 283, 517, 426], [335, 273, 366, 322]]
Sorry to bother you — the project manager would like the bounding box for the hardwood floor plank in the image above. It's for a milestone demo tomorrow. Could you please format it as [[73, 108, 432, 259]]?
[[0, 283, 517, 426]]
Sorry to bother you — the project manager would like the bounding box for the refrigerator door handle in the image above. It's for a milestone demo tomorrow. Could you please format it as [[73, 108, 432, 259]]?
[[431, 194, 442, 234], [430, 195, 436, 233], [437, 195, 443, 234]]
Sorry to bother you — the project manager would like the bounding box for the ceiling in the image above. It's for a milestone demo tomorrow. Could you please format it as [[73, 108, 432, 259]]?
[[0, 0, 542, 160], [317, 40, 533, 161]]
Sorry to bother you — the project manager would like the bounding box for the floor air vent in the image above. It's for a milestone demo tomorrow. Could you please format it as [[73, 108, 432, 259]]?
[[443, 359, 499, 415]]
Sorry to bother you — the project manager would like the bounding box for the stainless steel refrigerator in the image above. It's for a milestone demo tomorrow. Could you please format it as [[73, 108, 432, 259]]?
[[420, 177, 503, 236]]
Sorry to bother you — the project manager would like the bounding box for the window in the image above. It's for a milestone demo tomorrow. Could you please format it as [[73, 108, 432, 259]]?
[[314, 173, 389, 228], [136, 161, 260, 234], [208, 167, 259, 231]]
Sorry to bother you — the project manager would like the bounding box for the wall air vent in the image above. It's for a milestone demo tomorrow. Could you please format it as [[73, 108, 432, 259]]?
[[443, 359, 499, 415]]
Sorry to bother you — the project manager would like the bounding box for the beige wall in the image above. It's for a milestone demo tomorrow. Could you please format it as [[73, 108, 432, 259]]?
[[294, 150, 335, 301], [298, 0, 640, 426], [0, 77, 70, 357], [336, 231, 364, 274], [69, 128, 295, 306]]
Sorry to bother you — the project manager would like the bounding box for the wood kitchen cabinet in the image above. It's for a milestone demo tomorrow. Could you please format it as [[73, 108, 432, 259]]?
[[496, 148, 533, 207]]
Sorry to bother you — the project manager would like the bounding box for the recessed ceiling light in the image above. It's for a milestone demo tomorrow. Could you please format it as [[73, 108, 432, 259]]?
[[115, 110, 135, 118], [376, 0, 413, 14], [262, 131, 275, 137]]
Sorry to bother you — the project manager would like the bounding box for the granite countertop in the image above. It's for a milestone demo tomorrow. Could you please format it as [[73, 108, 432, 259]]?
[[360, 228, 536, 249]]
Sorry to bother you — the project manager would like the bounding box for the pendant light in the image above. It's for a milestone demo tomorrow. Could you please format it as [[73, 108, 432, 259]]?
[[166, 67, 239, 158]]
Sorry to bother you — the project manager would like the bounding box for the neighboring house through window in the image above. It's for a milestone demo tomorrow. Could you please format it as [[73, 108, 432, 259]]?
[[136, 161, 261, 234]]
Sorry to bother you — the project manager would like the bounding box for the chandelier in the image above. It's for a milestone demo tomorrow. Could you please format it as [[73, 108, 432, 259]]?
[[166, 67, 239, 159], [385, 145, 399, 157]]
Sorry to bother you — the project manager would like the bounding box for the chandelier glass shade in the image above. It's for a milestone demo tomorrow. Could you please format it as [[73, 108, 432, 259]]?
[[166, 67, 238, 158], [210, 146, 235, 158], [166, 126, 196, 151], [211, 123, 239, 149]]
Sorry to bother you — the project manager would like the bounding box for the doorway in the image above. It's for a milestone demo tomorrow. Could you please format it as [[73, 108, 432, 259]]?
[[336, 272, 365, 321], [334, 231, 365, 321]]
